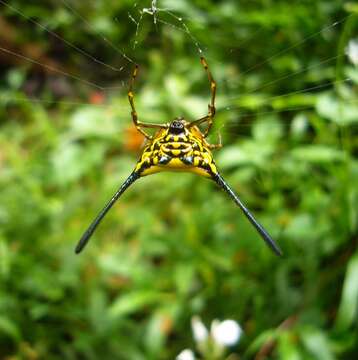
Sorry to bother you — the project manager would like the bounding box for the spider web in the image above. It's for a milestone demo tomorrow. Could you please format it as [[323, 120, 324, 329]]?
[[125, 1, 355, 134], [0, 0, 355, 134]]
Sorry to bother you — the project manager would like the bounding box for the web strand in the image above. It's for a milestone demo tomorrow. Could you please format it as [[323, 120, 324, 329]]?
[[127, 6, 145, 49], [220, 98, 358, 129], [0, 42, 351, 112], [226, 54, 344, 102], [128, 4, 351, 98], [1, 2, 352, 119], [60, 0, 134, 65], [0, 0, 127, 72], [0, 45, 122, 90], [128, 1, 203, 55], [220, 78, 352, 114], [0, 94, 108, 107], [240, 14, 353, 77], [160, 9, 203, 55]]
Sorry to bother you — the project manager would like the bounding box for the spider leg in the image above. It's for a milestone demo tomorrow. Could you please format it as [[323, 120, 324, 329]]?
[[208, 131, 222, 150], [190, 57, 216, 137], [211, 172, 283, 257], [128, 65, 167, 139], [75, 171, 140, 254]]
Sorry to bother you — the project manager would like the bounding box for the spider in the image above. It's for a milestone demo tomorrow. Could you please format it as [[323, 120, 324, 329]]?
[[75, 57, 282, 257]]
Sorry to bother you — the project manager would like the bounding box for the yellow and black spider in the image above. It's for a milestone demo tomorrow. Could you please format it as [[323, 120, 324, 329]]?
[[75, 57, 282, 256]]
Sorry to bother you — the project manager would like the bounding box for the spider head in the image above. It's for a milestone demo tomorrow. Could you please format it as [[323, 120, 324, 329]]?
[[169, 117, 186, 134]]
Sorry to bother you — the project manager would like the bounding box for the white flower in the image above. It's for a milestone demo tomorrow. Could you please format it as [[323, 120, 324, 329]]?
[[346, 39, 358, 66], [211, 319, 243, 346], [176, 349, 196, 360], [191, 316, 208, 343]]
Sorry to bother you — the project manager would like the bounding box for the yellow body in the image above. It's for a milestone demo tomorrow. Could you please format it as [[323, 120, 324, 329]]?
[[134, 125, 218, 178]]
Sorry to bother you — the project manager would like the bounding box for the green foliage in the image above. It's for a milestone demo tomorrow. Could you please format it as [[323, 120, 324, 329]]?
[[0, 0, 357, 359]]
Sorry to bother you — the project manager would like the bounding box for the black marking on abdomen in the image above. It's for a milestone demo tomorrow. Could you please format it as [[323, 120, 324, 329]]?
[[181, 156, 194, 165], [165, 143, 188, 150], [158, 155, 171, 165]]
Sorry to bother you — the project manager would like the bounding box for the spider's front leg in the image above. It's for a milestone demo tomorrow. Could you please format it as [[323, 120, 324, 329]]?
[[189, 57, 216, 137], [207, 131, 222, 150], [201, 56, 216, 137], [128, 64, 167, 139]]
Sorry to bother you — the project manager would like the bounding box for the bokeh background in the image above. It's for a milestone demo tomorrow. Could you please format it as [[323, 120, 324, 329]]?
[[0, 0, 357, 359]]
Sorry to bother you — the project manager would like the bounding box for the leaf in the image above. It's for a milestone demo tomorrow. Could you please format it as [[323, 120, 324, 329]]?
[[51, 142, 106, 185], [277, 331, 302, 360], [217, 141, 274, 168], [284, 214, 316, 241], [174, 263, 195, 295], [6, 69, 26, 90], [344, 2, 358, 14], [108, 291, 167, 318], [316, 94, 358, 125], [300, 328, 335, 360], [252, 117, 283, 142], [346, 67, 358, 85], [290, 114, 309, 138], [71, 107, 120, 139], [244, 328, 278, 357], [0, 238, 11, 277], [335, 252, 358, 331], [291, 145, 345, 164], [144, 310, 175, 355], [0, 316, 21, 341]]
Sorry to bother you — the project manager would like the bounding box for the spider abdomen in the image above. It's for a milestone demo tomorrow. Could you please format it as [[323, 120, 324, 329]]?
[[133, 123, 218, 178], [161, 142, 192, 157]]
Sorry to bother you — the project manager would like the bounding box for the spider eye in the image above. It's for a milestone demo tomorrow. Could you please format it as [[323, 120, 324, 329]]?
[[169, 120, 184, 134]]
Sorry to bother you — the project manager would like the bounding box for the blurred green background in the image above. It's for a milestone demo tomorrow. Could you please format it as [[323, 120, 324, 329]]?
[[0, 0, 357, 359]]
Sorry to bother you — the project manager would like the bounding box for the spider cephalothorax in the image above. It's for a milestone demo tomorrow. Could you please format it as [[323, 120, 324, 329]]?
[[75, 57, 282, 257]]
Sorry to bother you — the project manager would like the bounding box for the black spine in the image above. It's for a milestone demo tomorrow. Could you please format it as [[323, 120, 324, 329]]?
[[212, 172, 283, 257], [75, 172, 140, 254]]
